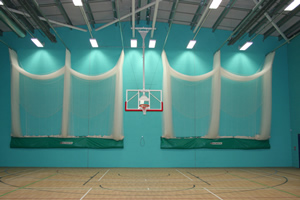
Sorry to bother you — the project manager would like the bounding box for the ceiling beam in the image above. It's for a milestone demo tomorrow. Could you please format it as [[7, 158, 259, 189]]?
[[80, 6, 93, 38], [212, 0, 237, 32], [140, 0, 148, 21], [193, 0, 213, 34], [168, 0, 180, 26], [264, 5, 300, 40], [132, 0, 135, 37], [190, 0, 206, 30], [0, 7, 27, 37], [136, 0, 141, 24], [228, 0, 274, 45], [83, 0, 95, 28], [1, 6, 33, 38], [95, 0, 162, 31], [2, 0, 35, 33], [32, 0, 69, 49], [54, 0, 73, 26], [163, 0, 179, 49], [17, 0, 56, 42], [249, 0, 291, 37], [216, 0, 266, 50], [6, 7, 87, 32], [272, 30, 300, 52], [151, 0, 160, 38], [278, 20, 300, 41], [111, 0, 118, 26], [116, 0, 124, 49], [146, 0, 151, 25], [253, 0, 288, 42]]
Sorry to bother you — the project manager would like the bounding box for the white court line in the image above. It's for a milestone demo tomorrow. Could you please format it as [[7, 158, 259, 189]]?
[[98, 169, 110, 181], [6, 169, 44, 180], [204, 187, 223, 200], [176, 169, 193, 181], [80, 188, 92, 200]]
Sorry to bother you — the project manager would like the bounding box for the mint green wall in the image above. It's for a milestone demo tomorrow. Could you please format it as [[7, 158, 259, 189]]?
[[0, 21, 292, 167], [287, 35, 300, 168]]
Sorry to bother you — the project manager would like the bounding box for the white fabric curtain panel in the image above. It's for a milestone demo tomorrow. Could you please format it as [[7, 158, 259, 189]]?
[[9, 49, 124, 140], [162, 50, 275, 140]]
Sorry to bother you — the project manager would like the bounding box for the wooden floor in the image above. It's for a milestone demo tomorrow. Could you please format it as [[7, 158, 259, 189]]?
[[0, 167, 299, 199]]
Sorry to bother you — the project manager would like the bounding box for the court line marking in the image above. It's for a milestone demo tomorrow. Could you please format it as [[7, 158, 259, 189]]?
[[204, 187, 223, 200], [80, 188, 92, 200], [176, 169, 193, 181], [186, 171, 210, 185], [240, 169, 282, 181], [229, 172, 300, 198], [98, 169, 110, 181], [6, 169, 44, 181], [0, 173, 57, 198], [83, 171, 99, 185], [0, 169, 33, 178]]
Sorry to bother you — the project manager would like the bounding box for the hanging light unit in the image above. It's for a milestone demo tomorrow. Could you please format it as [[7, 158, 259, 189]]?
[[149, 39, 156, 48], [186, 40, 196, 49], [31, 38, 44, 47], [89, 38, 98, 48], [239, 41, 253, 51], [209, 0, 222, 9], [284, 0, 300, 11], [72, 0, 83, 6], [131, 39, 137, 48]]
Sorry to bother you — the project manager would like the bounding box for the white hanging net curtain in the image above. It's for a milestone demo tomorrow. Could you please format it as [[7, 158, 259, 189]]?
[[161, 50, 275, 149], [10, 49, 124, 148]]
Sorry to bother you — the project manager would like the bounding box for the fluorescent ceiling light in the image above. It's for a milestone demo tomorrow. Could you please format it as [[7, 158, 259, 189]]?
[[31, 38, 44, 47], [284, 0, 300, 11], [239, 41, 253, 51], [131, 39, 137, 48], [90, 38, 98, 48], [186, 40, 196, 49], [149, 39, 156, 48], [209, 0, 222, 9], [72, 0, 83, 6], [0, 1, 3, 6]]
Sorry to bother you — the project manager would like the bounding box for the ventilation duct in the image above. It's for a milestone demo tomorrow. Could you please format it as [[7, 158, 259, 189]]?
[[17, 0, 57, 43], [0, 7, 26, 38], [2, 0, 35, 33], [264, 5, 300, 40], [249, 0, 291, 37], [228, 0, 274, 45]]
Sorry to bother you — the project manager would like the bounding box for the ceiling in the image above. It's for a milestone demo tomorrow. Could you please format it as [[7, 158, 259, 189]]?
[[0, 0, 299, 45]]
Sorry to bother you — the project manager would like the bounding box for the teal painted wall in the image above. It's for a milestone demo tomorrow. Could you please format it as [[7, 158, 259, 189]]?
[[287, 35, 300, 168], [0, 21, 292, 167]]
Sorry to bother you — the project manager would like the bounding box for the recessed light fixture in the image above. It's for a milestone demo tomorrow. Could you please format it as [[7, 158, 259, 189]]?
[[209, 0, 222, 9], [90, 38, 98, 48], [0, 1, 4, 6], [239, 41, 253, 51], [149, 39, 156, 48], [131, 39, 137, 48], [72, 0, 83, 6], [284, 0, 300, 11], [187, 40, 196, 49], [31, 38, 44, 48]]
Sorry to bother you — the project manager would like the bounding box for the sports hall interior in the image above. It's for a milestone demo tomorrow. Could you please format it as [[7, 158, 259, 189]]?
[[0, 0, 299, 199]]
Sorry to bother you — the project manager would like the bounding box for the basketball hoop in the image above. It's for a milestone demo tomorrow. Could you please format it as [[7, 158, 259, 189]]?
[[139, 104, 149, 115]]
